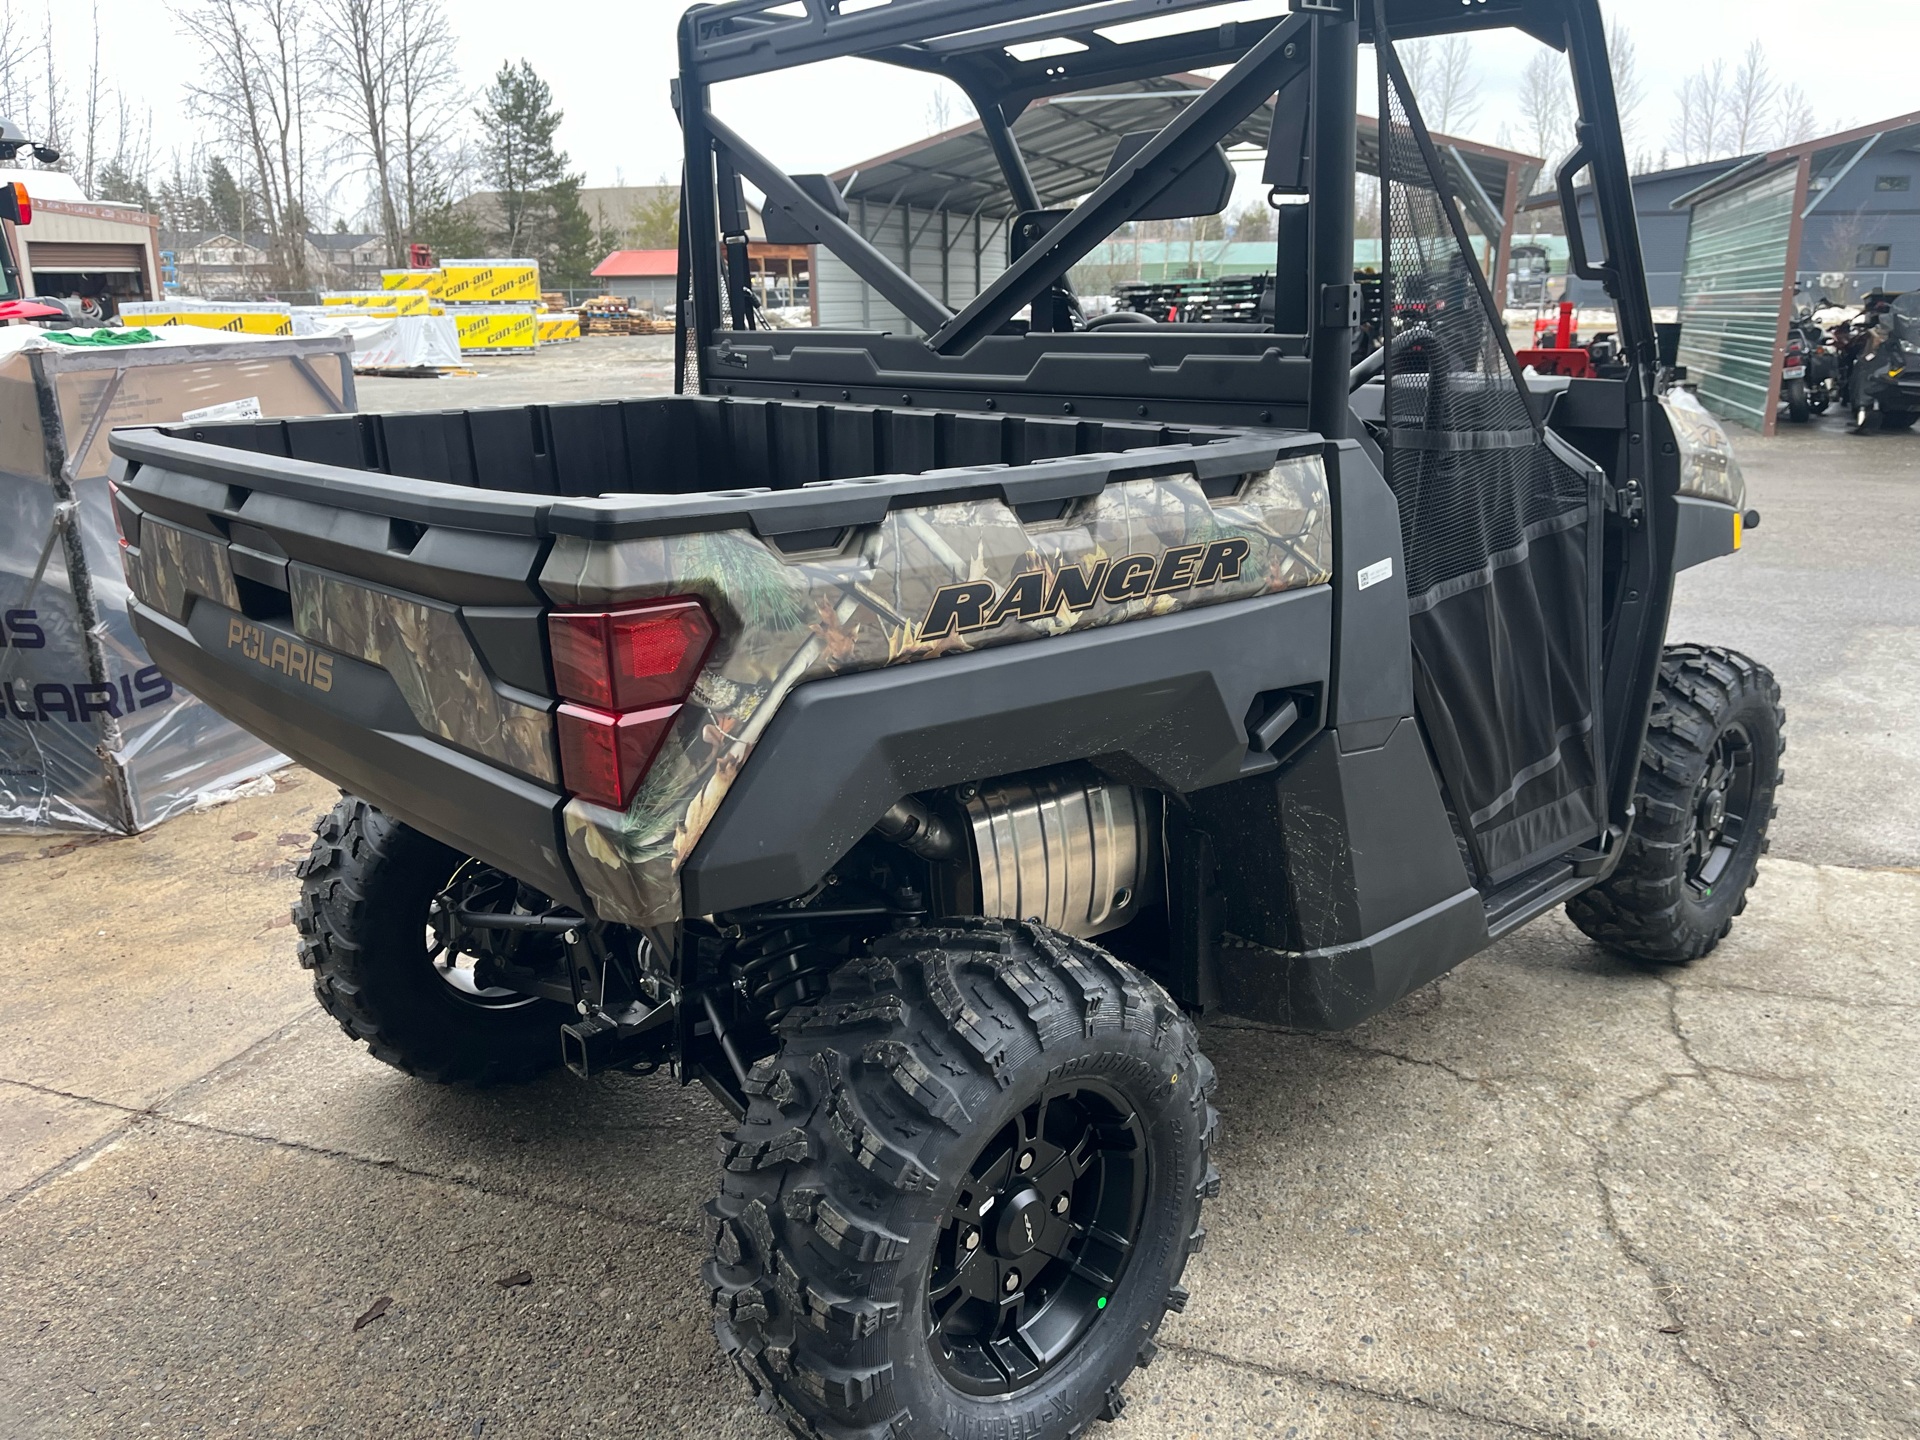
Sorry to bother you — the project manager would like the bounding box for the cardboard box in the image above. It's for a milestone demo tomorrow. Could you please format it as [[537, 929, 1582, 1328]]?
[[119, 305, 294, 336], [0, 328, 355, 833], [322, 291, 439, 316], [448, 306, 539, 352], [441, 259, 542, 304], [537, 314, 581, 344], [381, 268, 445, 295]]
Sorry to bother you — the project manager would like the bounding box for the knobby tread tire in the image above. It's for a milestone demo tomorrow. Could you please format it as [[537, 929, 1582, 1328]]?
[[706, 919, 1218, 1440], [1567, 645, 1784, 964], [292, 794, 565, 1085]]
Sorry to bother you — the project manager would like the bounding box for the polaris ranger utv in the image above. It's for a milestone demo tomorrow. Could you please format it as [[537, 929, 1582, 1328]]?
[[107, 2, 1781, 1435]]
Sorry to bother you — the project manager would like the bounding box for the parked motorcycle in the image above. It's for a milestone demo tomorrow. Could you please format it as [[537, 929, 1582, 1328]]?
[[1846, 291, 1919, 434], [1781, 314, 1838, 423]]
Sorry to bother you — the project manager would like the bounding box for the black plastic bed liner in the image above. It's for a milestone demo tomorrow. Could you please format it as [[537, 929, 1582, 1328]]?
[[110, 393, 1312, 543]]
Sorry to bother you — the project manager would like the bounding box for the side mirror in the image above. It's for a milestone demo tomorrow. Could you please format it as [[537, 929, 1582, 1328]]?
[[0, 181, 30, 225], [1105, 131, 1233, 222], [1655, 321, 1683, 369]]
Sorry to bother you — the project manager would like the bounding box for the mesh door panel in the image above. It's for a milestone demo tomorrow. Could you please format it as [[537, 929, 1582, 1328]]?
[[1373, 6, 1604, 884]]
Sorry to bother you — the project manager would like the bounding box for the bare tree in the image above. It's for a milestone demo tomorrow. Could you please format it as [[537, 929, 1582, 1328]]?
[[391, 0, 465, 249], [1774, 85, 1819, 147], [315, 0, 400, 262], [1726, 41, 1776, 156], [176, 0, 316, 291], [1672, 60, 1730, 166], [1518, 48, 1574, 166], [78, 3, 105, 193], [1606, 23, 1649, 169], [315, 0, 465, 267], [1428, 36, 1481, 135], [926, 86, 952, 136]]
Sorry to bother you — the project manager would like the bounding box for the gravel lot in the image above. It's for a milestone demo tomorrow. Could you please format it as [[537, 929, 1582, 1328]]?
[[2, 368, 1916, 1439]]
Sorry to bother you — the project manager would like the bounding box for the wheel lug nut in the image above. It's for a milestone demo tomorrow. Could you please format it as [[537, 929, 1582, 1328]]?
[[1004, 1270, 1021, 1293], [1017, 1152, 1034, 1173], [1052, 1194, 1069, 1216], [963, 1229, 979, 1251]]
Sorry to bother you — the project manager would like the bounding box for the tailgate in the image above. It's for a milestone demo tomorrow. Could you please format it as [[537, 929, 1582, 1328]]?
[[110, 429, 584, 906]]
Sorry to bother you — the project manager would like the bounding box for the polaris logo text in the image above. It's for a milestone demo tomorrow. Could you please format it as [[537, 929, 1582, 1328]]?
[[227, 619, 335, 692], [920, 538, 1252, 640]]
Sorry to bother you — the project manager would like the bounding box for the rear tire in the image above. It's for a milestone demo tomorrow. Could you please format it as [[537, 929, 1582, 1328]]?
[[1568, 646, 1784, 965], [1883, 412, 1919, 432], [293, 795, 568, 1084], [1785, 378, 1810, 423], [707, 919, 1217, 1440]]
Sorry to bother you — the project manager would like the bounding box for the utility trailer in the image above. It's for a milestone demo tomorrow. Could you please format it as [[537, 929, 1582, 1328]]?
[[108, 3, 1780, 1437]]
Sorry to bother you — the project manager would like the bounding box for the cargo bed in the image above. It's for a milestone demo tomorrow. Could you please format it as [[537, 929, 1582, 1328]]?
[[109, 393, 1326, 921]]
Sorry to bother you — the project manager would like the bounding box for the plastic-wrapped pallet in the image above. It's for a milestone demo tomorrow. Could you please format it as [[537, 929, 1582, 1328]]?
[[0, 325, 356, 832]]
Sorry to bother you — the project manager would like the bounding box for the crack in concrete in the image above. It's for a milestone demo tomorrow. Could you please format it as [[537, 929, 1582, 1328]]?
[[1210, 1017, 1515, 1090], [1577, 976, 1765, 1440], [1676, 977, 1920, 1014], [0, 1011, 316, 1208], [1158, 1338, 1581, 1439], [0, 1075, 702, 1237]]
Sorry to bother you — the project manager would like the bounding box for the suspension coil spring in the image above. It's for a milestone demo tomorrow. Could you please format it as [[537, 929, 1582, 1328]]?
[[728, 919, 856, 1026]]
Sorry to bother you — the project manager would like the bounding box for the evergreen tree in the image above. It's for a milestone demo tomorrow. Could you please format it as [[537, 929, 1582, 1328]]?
[[205, 158, 257, 237], [476, 58, 589, 273], [545, 174, 598, 286], [626, 182, 680, 250], [93, 160, 154, 213]]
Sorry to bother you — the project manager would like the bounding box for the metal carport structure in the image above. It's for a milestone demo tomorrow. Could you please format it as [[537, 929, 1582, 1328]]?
[[1672, 110, 1920, 435], [814, 73, 1541, 334]]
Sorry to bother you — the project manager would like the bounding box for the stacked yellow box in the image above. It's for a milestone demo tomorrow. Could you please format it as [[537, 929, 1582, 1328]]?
[[119, 302, 294, 336], [537, 314, 581, 345], [441, 259, 542, 305], [447, 307, 539, 353], [381, 269, 446, 296], [322, 291, 442, 316]]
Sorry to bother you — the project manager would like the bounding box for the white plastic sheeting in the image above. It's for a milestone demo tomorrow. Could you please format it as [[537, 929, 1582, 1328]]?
[[0, 326, 355, 832], [290, 309, 463, 369]]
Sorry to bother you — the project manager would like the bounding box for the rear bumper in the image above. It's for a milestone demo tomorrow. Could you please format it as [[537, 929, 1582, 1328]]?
[[134, 600, 586, 908]]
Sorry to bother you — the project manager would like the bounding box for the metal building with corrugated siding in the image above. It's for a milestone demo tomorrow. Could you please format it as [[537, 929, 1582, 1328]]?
[[1673, 112, 1920, 435]]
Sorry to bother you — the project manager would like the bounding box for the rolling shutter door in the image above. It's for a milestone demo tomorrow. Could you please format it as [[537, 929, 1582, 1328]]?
[[28, 242, 148, 272]]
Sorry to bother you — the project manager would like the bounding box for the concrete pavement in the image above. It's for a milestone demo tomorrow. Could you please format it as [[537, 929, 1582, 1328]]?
[[2, 414, 1916, 1438]]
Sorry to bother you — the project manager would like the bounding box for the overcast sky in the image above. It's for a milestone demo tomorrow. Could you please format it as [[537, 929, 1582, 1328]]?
[[50, 1, 1920, 212]]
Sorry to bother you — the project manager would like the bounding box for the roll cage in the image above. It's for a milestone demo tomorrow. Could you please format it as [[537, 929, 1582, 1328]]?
[[674, 0, 1655, 434]]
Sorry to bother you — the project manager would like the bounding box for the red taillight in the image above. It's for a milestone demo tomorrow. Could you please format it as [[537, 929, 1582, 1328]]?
[[548, 597, 713, 711], [555, 702, 680, 809], [547, 597, 715, 808], [4, 182, 30, 226]]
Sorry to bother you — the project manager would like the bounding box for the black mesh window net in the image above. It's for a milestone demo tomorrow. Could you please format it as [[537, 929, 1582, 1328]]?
[[1372, 3, 1605, 885]]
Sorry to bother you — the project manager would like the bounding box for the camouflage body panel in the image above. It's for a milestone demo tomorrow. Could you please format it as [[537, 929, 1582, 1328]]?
[[129, 518, 241, 619], [550, 456, 1334, 928], [289, 569, 558, 785], [125, 518, 556, 785], [1662, 391, 1748, 508]]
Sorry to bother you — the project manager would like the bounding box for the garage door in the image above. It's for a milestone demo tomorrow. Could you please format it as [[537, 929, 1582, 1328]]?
[[28, 242, 148, 273]]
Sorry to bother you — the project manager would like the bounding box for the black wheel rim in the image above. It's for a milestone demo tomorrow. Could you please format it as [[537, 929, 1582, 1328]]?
[[424, 860, 545, 1010], [1688, 722, 1757, 897], [926, 1082, 1149, 1397]]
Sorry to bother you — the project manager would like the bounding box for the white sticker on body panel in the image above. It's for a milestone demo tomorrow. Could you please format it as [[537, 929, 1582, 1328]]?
[[1357, 558, 1394, 591]]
